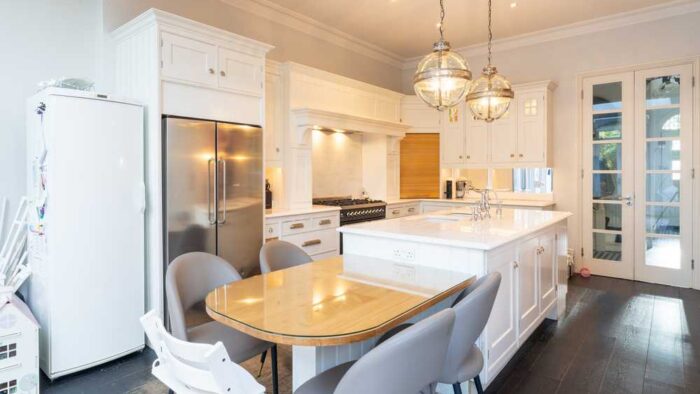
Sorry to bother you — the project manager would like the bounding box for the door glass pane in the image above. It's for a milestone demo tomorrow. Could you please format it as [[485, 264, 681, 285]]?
[[593, 143, 621, 171], [646, 174, 680, 203], [593, 82, 622, 111], [646, 206, 680, 235], [593, 173, 621, 200], [593, 203, 621, 231], [646, 75, 680, 106], [646, 108, 680, 138], [593, 233, 622, 261], [645, 237, 680, 269], [646, 140, 680, 171], [593, 113, 622, 140]]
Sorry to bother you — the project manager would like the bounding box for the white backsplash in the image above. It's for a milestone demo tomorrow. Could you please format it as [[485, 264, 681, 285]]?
[[312, 130, 363, 198]]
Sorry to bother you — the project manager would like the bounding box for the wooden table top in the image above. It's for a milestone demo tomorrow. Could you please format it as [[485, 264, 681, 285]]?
[[206, 255, 475, 346]]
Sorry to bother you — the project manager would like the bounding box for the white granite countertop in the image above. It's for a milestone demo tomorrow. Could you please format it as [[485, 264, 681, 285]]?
[[265, 205, 340, 219], [338, 207, 571, 250], [385, 198, 555, 208]]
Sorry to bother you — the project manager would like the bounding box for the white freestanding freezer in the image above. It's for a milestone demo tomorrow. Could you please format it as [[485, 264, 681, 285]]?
[[25, 88, 145, 379]]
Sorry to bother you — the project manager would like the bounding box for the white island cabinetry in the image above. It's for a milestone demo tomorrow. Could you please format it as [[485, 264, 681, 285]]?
[[340, 208, 570, 389]]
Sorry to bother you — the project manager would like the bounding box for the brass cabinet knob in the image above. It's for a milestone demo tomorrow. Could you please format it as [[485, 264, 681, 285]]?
[[510, 153, 515, 158], [208, 68, 215, 74], [519, 153, 524, 158], [220, 70, 226, 77]]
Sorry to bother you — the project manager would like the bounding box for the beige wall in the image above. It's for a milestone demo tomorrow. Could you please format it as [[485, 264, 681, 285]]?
[[402, 11, 700, 265], [102, 0, 403, 92]]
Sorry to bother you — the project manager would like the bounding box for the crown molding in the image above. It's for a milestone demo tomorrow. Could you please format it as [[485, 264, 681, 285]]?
[[402, 0, 700, 70], [219, 0, 404, 68]]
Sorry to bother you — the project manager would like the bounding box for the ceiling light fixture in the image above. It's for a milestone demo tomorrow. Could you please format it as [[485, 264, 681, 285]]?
[[413, 0, 471, 111], [466, 0, 514, 122]]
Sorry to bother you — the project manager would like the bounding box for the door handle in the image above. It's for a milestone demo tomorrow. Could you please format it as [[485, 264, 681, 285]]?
[[302, 239, 321, 247], [218, 159, 227, 224], [208, 158, 216, 225], [619, 195, 633, 206]]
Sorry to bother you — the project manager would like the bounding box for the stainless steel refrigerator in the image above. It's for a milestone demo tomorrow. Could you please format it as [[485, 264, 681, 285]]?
[[162, 115, 263, 278]]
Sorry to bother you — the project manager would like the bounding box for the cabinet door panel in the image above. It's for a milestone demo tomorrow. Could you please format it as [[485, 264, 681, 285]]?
[[265, 72, 282, 163], [218, 47, 264, 96], [517, 236, 539, 341], [440, 103, 466, 165], [485, 248, 518, 380], [161, 32, 217, 87], [465, 115, 489, 164], [539, 232, 557, 313], [489, 107, 518, 164], [401, 98, 441, 129], [517, 92, 545, 163]]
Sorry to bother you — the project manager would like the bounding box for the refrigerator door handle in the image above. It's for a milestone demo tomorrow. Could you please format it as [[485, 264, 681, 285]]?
[[208, 158, 216, 225], [218, 158, 227, 224]]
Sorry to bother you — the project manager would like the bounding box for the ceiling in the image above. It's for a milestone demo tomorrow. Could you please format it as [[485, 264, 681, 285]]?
[[261, 0, 697, 59]]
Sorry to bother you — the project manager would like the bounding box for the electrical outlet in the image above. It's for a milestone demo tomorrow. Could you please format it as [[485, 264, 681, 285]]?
[[392, 248, 416, 262]]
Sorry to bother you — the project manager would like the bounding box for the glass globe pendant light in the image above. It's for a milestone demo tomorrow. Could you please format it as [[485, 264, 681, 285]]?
[[466, 0, 514, 122], [413, 0, 472, 111]]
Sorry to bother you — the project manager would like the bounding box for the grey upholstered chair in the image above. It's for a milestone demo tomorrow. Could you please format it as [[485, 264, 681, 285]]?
[[166, 252, 279, 394], [441, 272, 502, 394], [294, 308, 456, 394], [259, 239, 313, 274]]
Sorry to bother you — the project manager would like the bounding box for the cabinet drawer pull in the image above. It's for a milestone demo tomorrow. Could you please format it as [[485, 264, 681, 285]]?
[[290, 223, 305, 229], [407, 208, 415, 213], [392, 210, 401, 215], [318, 219, 332, 225], [302, 239, 321, 247], [208, 68, 215, 74], [220, 70, 226, 77], [267, 227, 274, 233]]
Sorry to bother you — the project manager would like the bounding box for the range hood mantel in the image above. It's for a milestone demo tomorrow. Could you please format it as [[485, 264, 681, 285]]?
[[291, 108, 409, 144]]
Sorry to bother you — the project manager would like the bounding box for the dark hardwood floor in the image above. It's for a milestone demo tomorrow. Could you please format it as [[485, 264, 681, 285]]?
[[40, 275, 700, 393]]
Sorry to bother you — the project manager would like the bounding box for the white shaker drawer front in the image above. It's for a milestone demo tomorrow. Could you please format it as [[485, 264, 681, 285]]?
[[387, 206, 404, 219], [312, 214, 339, 230], [405, 205, 419, 215], [282, 218, 311, 235], [264, 221, 280, 239], [284, 229, 338, 256]]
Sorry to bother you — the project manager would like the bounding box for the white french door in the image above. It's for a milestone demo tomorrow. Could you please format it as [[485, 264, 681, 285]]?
[[582, 64, 694, 287]]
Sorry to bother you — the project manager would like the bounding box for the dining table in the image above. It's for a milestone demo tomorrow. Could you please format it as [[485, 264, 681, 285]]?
[[206, 254, 475, 390]]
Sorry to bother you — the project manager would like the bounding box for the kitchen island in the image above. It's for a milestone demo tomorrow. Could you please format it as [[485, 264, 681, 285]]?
[[339, 207, 572, 390]]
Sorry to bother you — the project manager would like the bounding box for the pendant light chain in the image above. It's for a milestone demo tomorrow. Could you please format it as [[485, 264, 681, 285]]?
[[487, 0, 492, 66], [439, 0, 446, 42]]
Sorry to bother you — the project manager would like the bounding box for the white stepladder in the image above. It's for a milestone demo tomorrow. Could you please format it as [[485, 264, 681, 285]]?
[[0, 197, 39, 393], [140, 310, 265, 394], [0, 198, 30, 292]]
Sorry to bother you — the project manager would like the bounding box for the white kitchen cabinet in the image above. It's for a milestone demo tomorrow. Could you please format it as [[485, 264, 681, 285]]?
[[465, 118, 489, 165], [488, 107, 518, 165], [538, 232, 557, 313], [161, 32, 218, 87], [217, 47, 264, 96], [265, 64, 284, 165], [265, 211, 340, 259], [385, 202, 419, 219], [517, 236, 540, 342], [401, 81, 555, 168], [160, 32, 265, 97], [484, 247, 518, 379], [440, 103, 467, 165]]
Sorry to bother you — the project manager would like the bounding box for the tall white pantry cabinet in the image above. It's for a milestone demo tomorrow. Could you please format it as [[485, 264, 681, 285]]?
[[26, 88, 146, 379], [110, 9, 273, 319]]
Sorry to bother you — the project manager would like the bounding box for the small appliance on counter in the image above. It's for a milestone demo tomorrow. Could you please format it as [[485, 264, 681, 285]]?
[[265, 179, 272, 209], [456, 180, 467, 198], [444, 180, 453, 199]]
